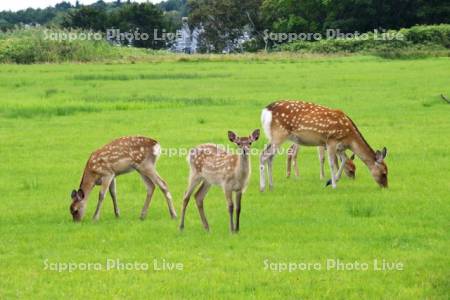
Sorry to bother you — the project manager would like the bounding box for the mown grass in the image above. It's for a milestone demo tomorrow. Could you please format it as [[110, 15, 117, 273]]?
[[0, 56, 449, 299]]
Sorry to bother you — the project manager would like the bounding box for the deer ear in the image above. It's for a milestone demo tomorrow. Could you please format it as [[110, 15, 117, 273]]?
[[77, 189, 85, 200], [251, 129, 260, 141], [71, 190, 77, 199], [375, 150, 385, 163], [350, 153, 356, 160], [228, 131, 237, 142], [381, 147, 387, 158]]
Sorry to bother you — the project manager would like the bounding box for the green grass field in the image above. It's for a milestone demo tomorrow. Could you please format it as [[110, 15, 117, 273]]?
[[0, 56, 449, 299]]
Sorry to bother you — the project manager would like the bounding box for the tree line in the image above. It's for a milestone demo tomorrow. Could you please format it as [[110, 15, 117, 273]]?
[[0, 0, 448, 51]]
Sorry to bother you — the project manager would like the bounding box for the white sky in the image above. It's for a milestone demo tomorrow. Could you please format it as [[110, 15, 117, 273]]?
[[0, 0, 161, 12]]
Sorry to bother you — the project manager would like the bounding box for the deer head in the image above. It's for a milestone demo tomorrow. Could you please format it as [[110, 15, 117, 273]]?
[[228, 129, 260, 155], [343, 153, 356, 179], [371, 147, 388, 188], [70, 189, 86, 222]]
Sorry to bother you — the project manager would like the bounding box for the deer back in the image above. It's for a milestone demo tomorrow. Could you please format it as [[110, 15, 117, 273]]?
[[265, 100, 356, 145], [188, 144, 241, 185], [87, 136, 160, 175]]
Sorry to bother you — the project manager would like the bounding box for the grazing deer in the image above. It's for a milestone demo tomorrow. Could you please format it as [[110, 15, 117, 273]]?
[[179, 129, 260, 232], [260, 100, 388, 190], [286, 144, 356, 180], [70, 136, 177, 222]]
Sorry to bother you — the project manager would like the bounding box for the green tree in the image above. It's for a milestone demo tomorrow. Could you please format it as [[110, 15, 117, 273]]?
[[261, 0, 326, 33], [63, 6, 108, 31], [188, 0, 263, 52], [108, 3, 166, 48]]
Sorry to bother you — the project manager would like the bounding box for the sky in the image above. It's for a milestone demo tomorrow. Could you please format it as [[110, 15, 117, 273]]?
[[0, 0, 160, 12]]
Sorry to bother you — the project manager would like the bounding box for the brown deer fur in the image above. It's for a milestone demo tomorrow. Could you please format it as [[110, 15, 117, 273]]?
[[179, 130, 260, 232], [70, 136, 177, 222], [260, 100, 388, 190]]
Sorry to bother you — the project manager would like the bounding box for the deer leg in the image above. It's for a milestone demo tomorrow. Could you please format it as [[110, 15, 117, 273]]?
[[292, 144, 299, 177], [140, 167, 177, 219], [260, 144, 278, 191], [139, 173, 156, 220], [109, 177, 120, 218], [259, 144, 271, 191], [286, 144, 294, 178], [267, 154, 274, 190], [93, 175, 114, 221], [335, 151, 348, 182], [260, 143, 278, 191], [224, 189, 235, 232], [326, 145, 338, 188], [179, 174, 201, 230], [268, 144, 279, 190], [326, 152, 347, 188], [333, 154, 340, 172], [235, 191, 242, 232], [286, 144, 299, 178], [194, 181, 211, 231], [318, 146, 326, 180]]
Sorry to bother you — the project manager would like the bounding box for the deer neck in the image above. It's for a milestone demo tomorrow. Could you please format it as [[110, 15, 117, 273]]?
[[350, 137, 376, 169], [236, 152, 251, 180], [79, 170, 97, 201]]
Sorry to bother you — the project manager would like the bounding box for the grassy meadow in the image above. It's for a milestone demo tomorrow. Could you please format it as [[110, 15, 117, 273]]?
[[0, 56, 449, 299]]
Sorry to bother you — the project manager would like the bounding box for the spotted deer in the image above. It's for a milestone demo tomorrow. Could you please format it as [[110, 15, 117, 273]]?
[[179, 129, 260, 233], [260, 100, 388, 190], [286, 144, 356, 180], [70, 136, 177, 222]]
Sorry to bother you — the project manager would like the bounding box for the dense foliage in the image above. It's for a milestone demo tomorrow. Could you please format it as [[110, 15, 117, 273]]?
[[277, 25, 450, 58], [259, 0, 450, 34], [0, 0, 449, 52], [0, 25, 447, 63]]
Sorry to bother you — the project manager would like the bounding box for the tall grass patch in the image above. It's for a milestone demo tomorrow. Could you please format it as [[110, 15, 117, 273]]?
[[0, 28, 149, 64], [72, 73, 231, 81], [2, 105, 102, 119]]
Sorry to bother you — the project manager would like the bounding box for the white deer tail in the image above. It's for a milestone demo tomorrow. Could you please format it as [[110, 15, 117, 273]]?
[[261, 108, 273, 143], [153, 143, 161, 160]]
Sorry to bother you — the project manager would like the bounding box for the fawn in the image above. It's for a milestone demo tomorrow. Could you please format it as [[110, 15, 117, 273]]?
[[286, 144, 356, 180], [179, 129, 260, 232], [70, 136, 177, 222], [260, 100, 388, 190]]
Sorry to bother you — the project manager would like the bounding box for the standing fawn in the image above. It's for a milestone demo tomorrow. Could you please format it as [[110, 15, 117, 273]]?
[[286, 144, 356, 180], [70, 136, 177, 222], [179, 129, 260, 233], [260, 100, 388, 190]]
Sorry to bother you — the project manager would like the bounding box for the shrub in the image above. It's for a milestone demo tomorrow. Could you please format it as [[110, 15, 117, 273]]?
[[277, 24, 450, 58], [0, 27, 146, 64], [401, 24, 450, 47]]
